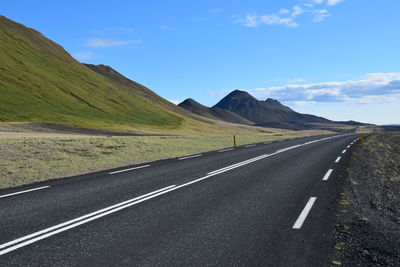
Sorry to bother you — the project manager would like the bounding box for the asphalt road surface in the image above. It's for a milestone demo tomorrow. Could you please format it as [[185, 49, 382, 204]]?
[[0, 133, 360, 266]]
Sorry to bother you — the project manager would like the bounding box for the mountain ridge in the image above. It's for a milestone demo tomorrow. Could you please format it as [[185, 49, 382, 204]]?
[[180, 90, 368, 130], [178, 98, 253, 125]]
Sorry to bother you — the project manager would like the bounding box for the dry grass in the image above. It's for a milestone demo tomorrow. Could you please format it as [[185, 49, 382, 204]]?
[[0, 134, 297, 189]]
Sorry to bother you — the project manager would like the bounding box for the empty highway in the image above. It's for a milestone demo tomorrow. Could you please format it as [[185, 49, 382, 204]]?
[[0, 133, 360, 266]]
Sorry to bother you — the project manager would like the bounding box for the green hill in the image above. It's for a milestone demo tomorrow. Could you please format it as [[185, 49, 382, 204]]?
[[0, 15, 184, 130]]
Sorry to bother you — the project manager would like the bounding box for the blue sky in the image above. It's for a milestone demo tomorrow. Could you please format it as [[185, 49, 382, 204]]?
[[2, 0, 400, 124]]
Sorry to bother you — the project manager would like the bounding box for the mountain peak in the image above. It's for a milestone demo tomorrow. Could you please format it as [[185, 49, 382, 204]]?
[[265, 98, 282, 105], [178, 98, 208, 110], [227, 90, 255, 99]]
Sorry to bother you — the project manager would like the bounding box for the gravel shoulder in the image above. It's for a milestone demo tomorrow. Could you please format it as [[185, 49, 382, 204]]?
[[331, 133, 400, 266]]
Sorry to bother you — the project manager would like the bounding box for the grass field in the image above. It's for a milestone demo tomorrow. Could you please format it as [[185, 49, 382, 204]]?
[[0, 134, 297, 189]]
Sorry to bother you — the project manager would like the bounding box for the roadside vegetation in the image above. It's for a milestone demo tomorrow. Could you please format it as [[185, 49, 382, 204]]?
[[331, 133, 400, 266], [0, 134, 295, 189]]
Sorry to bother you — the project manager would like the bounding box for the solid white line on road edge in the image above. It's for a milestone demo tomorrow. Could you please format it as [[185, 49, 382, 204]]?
[[342, 149, 347, 154], [178, 154, 202, 160], [109, 165, 151, 174], [335, 157, 341, 163], [293, 197, 317, 229], [276, 144, 302, 153], [0, 185, 176, 255], [207, 154, 273, 176], [245, 144, 256, 148], [218, 148, 234, 153], [0, 186, 50, 199], [322, 169, 333, 181]]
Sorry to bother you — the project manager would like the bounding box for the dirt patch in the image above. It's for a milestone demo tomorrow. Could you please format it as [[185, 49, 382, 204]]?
[[331, 133, 400, 266]]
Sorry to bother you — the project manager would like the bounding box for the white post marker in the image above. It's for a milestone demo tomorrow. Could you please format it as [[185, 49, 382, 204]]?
[[293, 197, 317, 229]]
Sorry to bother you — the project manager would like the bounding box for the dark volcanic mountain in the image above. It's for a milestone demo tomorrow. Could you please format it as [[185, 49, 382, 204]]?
[[178, 98, 253, 125], [213, 90, 332, 129]]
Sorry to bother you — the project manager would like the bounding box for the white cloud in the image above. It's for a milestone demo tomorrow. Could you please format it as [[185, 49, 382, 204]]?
[[292, 5, 305, 17], [242, 73, 400, 105], [73, 52, 96, 60], [235, 0, 343, 28], [86, 38, 142, 48], [327, 0, 344, 6], [287, 78, 306, 83], [259, 14, 298, 27], [169, 100, 182, 105], [312, 9, 330, 22], [278, 8, 290, 15], [240, 14, 259, 27], [237, 12, 298, 28]]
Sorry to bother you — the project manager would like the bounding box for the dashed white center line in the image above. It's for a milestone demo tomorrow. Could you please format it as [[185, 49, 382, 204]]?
[[218, 148, 234, 153], [0, 186, 50, 199], [245, 144, 256, 148], [293, 197, 317, 229], [347, 145, 350, 148], [109, 165, 151, 174], [335, 156, 341, 163], [322, 169, 333, 181], [178, 154, 202, 160], [342, 149, 347, 154]]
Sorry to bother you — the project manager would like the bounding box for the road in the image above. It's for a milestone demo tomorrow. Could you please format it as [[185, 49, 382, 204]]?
[[0, 133, 360, 266]]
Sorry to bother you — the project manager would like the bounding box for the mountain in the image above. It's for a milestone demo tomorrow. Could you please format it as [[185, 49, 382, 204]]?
[[178, 98, 253, 125], [212, 90, 332, 129], [0, 15, 184, 130]]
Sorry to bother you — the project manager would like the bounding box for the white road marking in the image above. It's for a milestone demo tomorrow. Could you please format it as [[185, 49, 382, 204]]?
[[293, 197, 317, 229], [0, 133, 355, 255], [218, 148, 234, 153], [342, 149, 347, 154], [347, 145, 350, 148], [276, 144, 302, 153], [0, 186, 50, 199], [109, 165, 150, 174], [0, 185, 176, 255], [335, 157, 341, 163], [208, 134, 352, 176], [264, 142, 271, 145], [322, 169, 333, 181], [245, 144, 256, 148], [178, 154, 202, 160], [207, 153, 273, 175]]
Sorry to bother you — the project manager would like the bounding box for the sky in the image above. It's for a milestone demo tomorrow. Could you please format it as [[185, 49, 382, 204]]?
[[2, 0, 400, 124]]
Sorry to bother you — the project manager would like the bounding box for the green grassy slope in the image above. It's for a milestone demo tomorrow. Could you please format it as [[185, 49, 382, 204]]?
[[0, 16, 184, 130]]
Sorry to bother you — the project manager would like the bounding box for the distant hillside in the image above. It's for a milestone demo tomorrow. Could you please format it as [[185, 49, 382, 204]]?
[[178, 98, 253, 125], [0, 15, 184, 130]]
